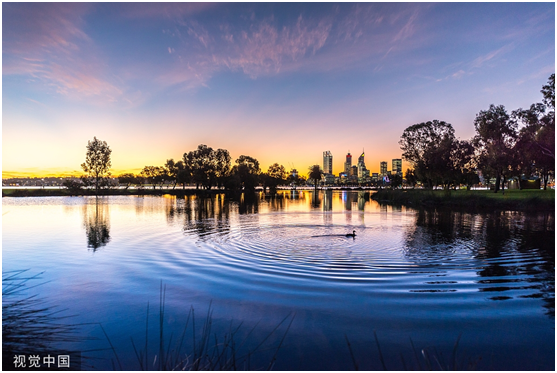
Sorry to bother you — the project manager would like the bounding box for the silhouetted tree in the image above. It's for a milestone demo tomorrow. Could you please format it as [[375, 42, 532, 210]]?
[[141, 166, 165, 189], [399, 120, 455, 188], [542, 73, 555, 109], [62, 179, 84, 194], [232, 155, 260, 192], [264, 163, 287, 193], [308, 165, 322, 191], [164, 159, 185, 189], [81, 137, 112, 194], [214, 149, 231, 188], [117, 173, 137, 189], [183, 145, 230, 190], [390, 174, 403, 189], [404, 168, 417, 188], [473, 105, 517, 193], [512, 75, 555, 189]]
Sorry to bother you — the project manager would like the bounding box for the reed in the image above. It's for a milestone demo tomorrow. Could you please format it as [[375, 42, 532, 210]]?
[[1, 269, 96, 371], [345, 331, 482, 371], [103, 282, 295, 370]]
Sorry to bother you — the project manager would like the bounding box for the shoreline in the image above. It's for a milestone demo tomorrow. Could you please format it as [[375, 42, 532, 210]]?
[[371, 188, 555, 212]]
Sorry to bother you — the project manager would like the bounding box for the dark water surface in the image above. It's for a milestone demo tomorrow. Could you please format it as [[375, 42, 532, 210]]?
[[2, 191, 554, 370]]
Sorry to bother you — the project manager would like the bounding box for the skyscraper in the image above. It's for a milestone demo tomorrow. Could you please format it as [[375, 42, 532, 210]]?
[[344, 152, 352, 174], [357, 150, 368, 179], [323, 151, 333, 175], [392, 158, 402, 176], [380, 161, 387, 176]]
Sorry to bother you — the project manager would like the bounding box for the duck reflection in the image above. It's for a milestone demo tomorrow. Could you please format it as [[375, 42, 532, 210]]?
[[83, 197, 111, 251]]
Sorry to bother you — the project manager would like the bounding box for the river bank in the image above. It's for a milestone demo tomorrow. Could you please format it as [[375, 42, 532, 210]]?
[[371, 188, 555, 211], [1, 187, 229, 198]]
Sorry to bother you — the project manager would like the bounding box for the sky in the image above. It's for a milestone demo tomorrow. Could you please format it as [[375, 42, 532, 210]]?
[[2, 2, 555, 178]]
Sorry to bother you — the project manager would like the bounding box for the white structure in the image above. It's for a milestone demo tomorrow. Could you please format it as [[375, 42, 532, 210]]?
[[323, 151, 333, 175]]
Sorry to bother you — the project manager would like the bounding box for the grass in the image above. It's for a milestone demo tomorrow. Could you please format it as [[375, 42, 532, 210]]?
[[372, 188, 554, 211], [345, 331, 482, 371], [102, 283, 295, 370], [2, 270, 91, 368], [2, 187, 229, 198]]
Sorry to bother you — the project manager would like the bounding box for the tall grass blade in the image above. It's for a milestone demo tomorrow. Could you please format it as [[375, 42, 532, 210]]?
[[373, 330, 387, 370], [345, 334, 359, 370]]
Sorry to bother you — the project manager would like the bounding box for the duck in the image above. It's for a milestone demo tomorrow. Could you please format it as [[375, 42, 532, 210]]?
[[345, 230, 356, 238]]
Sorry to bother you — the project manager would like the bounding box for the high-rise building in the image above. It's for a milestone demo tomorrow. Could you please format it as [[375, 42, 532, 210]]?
[[344, 152, 352, 174], [380, 161, 388, 176], [357, 150, 368, 179], [323, 151, 333, 175], [392, 158, 402, 176]]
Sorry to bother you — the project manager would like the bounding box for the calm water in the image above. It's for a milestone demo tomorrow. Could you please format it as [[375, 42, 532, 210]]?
[[2, 191, 554, 370]]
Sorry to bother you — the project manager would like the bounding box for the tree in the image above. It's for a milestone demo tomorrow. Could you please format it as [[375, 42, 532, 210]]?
[[404, 168, 417, 188], [399, 120, 455, 188], [473, 105, 517, 193], [541, 73, 555, 109], [232, 155, 260, 192], [452, 140, 478, 190], [183, 145, 230, 190], [308, 165, 322, 191], [390, 174, 402, 189], [512, 74, 555, 189], [81, 137, 112, 194], [264, 163, 287, 193], [164, 159, 186, 189], [214, 149, 231, 189], [117, 173, 137, 190], [140, 166, 164, 189], [62, 179, 84, 194]]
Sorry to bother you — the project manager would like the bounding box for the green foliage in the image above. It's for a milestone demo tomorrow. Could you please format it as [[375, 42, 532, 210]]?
[[399, 120, 471, 189], [473, 104, 517, 193]]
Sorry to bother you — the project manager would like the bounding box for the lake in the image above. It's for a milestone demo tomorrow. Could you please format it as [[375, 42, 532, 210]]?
[[2, 191, 554, 370]]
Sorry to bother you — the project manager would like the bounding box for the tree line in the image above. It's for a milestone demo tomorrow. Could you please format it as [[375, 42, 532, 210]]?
[[76, 74, 553, 195], [400, 74, 554, 192], [76, 141, 310, 194]]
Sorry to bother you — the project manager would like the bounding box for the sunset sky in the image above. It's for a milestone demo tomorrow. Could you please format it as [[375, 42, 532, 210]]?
[[2, 2, 555, 178]]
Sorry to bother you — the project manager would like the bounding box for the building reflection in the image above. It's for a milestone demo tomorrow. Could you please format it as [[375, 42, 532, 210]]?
[[82, 197, 111, 251], [323, 190, 333, 211]]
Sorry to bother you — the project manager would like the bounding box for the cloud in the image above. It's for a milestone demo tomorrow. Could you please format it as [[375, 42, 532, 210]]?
[[3, 3, 126, 105], [471, 43, 515, 69], [223, 16, 332, 77], [451, 70, 466, 79], [158, 4, 431, 87], [117, 3, 214, 19], [392, 9, 419, 42]]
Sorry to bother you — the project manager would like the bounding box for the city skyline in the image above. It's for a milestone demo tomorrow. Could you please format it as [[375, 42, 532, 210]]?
[[3, 3, 555, 178]]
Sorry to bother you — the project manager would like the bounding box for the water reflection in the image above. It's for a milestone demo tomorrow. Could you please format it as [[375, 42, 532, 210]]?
[[82, 197, 110, 251], [404, 208, 554, 317], [163, 194, 232, 238]]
